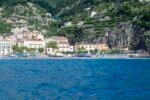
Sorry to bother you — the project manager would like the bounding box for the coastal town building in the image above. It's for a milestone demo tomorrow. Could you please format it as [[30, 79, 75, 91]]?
[[4, 36, 17, 45], [46, 36, 73, 53], [11, 27, 29, 35], [17, 39, 45, 50], [63, 22, 72, 27], [11, 27, 43, 41], [99, 44, 110, 50], [77, 21, 84, 27], [75, 43, 109, 52], [91, 11, 98, 18], [0, 40, 13, 56]]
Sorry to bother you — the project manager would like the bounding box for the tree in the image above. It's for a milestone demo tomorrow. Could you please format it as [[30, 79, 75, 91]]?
[[26, 48, 36, 54], [144, 31, 150, 55], [92, 49, 98, 54], [130, 38, 139, 52], [46, 42, 58, 49], [6, 0, 28, 5], [12, 45, 25, 53], [90, 49, 98, 54], [38, 48, 44, 54], [77, 47, 88, 53]]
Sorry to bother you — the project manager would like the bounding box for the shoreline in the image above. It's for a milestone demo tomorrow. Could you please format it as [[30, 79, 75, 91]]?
[[0, 56, 150, 60]]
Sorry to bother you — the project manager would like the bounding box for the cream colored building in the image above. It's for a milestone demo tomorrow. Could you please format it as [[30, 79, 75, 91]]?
[[75, 43, 109, 52], [99, 44, 110, 50], [0, 40, 13, 56], [46, 36, 73, 53]]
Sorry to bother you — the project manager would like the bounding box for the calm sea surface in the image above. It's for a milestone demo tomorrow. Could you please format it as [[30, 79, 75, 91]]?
[[0, 59, 149, 100]]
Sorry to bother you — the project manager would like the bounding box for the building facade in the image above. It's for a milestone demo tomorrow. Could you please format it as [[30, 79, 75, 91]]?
[[99, 44, 110, 51], [75, 43, 109, 52], [46, 36, 73, 53], [18, 40, 45, 50], [0, 40, 12, 55]]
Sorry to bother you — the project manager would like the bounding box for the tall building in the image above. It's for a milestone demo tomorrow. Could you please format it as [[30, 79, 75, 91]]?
[[0, 40, 13, 56]]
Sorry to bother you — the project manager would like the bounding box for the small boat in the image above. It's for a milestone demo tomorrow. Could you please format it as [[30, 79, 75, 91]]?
[[76, 53, 91, 57], [128, 54, 150, 58], [49, 53, 64, 57]]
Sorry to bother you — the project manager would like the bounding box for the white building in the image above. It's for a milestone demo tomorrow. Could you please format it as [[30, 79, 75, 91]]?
[[63, 22, 72, 27], [91, 11, 98, 18], [11, 27, 29, 35], [0, 40, 12, 56], [77, 21, 84, 27], [18, 40, 45, 50]]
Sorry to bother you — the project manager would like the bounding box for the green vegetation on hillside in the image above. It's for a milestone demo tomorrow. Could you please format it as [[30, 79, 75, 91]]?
[[0, 0, 149, 52], [0, 21, 12, 35]]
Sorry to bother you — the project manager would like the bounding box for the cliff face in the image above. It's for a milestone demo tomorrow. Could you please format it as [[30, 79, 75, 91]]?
[[106, 22, 132, 48], [106, 22, 148, 50]]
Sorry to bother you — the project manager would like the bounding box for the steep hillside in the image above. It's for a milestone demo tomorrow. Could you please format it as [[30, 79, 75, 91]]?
[[56, 0, 150, 50], [0, 0, 150, 52], [0, 2, 57, 36]]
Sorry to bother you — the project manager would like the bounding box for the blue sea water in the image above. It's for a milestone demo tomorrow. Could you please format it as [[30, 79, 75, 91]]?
[[0, 59, 149, 100]]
